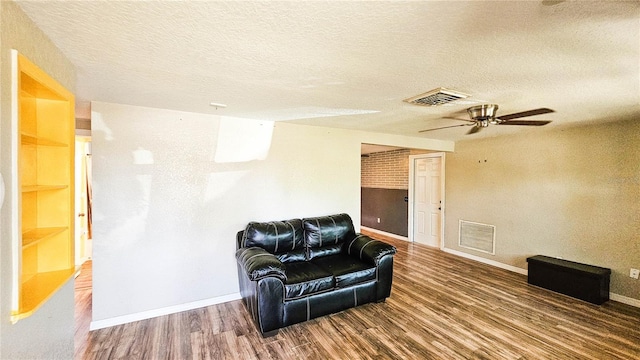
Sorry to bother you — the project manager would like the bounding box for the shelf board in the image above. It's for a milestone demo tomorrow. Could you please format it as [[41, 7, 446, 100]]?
[[22, 185, 68, 192], [11, 267, 77, 323], [22, 227, 68, 248], [21, 132, 67, 147]]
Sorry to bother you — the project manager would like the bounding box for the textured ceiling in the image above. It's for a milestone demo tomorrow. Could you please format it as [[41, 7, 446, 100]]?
[[16, 0, 640, 141]]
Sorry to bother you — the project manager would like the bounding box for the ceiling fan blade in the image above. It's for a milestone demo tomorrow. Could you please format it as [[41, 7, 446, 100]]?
[[496, 108, 554, 121], [498, 120, 552, 126], [466, 126, 482, 135], [442, 116, 476, 123], [418, 124, 470, 133]]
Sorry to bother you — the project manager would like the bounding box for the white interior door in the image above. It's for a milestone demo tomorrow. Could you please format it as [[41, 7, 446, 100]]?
[[411, 154, 443, 247]]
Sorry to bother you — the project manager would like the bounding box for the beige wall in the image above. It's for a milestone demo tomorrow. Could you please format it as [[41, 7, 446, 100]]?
[[0, 1, 76, 358], [90, 101, 453, 327], [444, 119, 640, 301]]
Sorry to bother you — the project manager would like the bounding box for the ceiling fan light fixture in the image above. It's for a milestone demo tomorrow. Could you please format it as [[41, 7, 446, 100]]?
[[467, 104, 498, 120]]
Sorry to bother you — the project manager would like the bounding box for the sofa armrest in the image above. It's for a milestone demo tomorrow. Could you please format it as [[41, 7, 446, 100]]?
[[345, 235, 396, 266], [235, 247, 287, 281]]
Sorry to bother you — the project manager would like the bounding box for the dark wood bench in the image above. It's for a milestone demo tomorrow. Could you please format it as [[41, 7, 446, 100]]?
[[526, 255, 611, 305]]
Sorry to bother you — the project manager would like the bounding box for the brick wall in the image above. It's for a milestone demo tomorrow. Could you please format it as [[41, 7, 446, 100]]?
[[361, 148, 434, 189], [361, 149, 410, 190]]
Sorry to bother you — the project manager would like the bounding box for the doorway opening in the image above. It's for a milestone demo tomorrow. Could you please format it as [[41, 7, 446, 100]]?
[[74, 115, 93, 356], [75, 137, 92, 265], [360, 144, 445, 245]]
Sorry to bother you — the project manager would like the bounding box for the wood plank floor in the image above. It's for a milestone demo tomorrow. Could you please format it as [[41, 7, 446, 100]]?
[[75, 232, 640, 359], [75, 260, 93, 358]]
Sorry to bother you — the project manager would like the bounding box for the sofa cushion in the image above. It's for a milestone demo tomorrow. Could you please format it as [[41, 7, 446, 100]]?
[[276, 249, 307, 263], [242, 219, 304, 260], [284, 261, 335, 299], [303, 213, 355, 259], [312, 254, 376, 288], [307, 244, 343, 260]]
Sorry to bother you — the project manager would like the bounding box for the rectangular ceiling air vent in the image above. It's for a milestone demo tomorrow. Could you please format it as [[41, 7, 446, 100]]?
[[404, 87, 469, 106]]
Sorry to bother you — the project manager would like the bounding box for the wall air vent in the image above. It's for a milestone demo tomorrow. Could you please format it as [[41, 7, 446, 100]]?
[[404, 87, 469, 106], [459, 220, 495, 255]]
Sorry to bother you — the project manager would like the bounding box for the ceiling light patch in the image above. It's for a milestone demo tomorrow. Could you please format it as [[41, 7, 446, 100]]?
[[214, 117, 274, 163], [209, 102, 227, 109], [404, 87, 469, 106], [245, 107, 379, 122]]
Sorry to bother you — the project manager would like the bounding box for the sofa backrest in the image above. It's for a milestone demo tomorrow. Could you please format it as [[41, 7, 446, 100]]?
[[241, 219, 306, 263], [303, 213, 355, 260]]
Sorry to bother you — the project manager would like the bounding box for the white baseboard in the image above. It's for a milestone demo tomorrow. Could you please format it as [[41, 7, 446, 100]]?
[[89, 292, 241, 330], [360, 226, 409, 242], [610, 293, 640, 308], [442, 247, 639, 308], [442, 247, 528, 275]]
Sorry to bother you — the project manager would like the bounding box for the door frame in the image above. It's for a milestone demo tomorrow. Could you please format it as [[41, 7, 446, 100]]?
[[408, 152, 446, 249]]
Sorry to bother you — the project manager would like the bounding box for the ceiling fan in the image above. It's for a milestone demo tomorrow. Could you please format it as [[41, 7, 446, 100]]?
[[419, 104, 554, 135]]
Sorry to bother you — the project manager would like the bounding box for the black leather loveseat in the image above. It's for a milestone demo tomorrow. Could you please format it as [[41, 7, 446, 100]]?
[[235, 213, 396, 336]]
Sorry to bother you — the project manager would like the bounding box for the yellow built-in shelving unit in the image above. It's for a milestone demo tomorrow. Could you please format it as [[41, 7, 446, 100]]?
[[11, 50, 75, 323]]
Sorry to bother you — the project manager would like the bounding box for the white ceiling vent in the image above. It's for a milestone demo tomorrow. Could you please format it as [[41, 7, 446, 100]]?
[[404, 87, 469, 106]]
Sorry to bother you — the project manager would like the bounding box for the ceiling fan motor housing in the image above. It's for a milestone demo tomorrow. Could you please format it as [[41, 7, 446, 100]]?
[[468, 104, 499, 124]]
